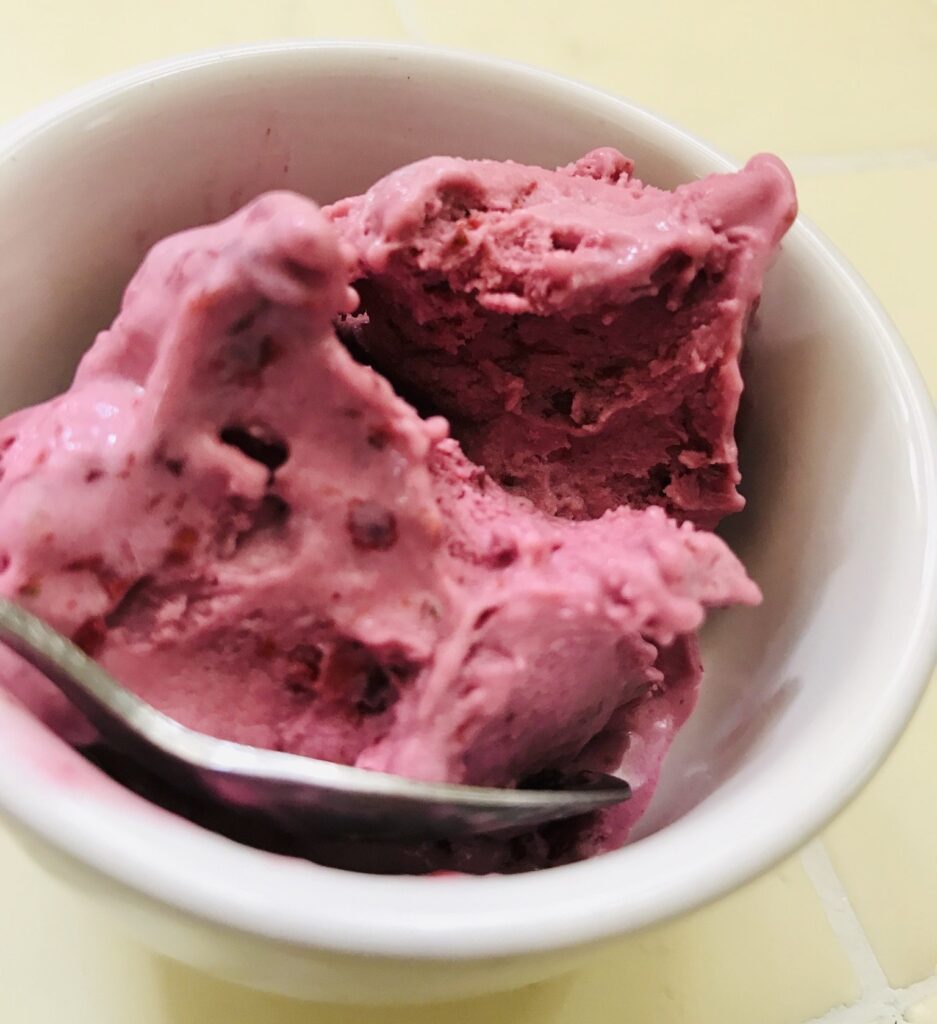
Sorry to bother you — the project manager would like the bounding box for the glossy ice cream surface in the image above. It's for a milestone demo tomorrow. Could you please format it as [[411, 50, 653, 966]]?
[[0, 149, 795, 871]]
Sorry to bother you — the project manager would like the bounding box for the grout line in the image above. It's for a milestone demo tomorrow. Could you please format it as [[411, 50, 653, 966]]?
[[797, 837, 937, 1022], [786, 148, 937, 176], [895, 971, 937, 1016], [807, 965, 937, 1024], [801, 839, 890, 998], [805, 1000, 900, 1024]]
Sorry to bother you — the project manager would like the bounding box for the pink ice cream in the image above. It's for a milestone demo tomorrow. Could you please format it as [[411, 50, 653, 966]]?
[[328, 148, 796, 528], [0, 149, 795, 872]]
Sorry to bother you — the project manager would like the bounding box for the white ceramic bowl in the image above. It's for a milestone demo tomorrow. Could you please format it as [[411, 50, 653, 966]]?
[[0, 42, 935, 1005]]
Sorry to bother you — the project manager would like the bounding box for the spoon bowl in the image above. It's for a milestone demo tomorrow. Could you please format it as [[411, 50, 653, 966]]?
[[0, 597, 631, 840]]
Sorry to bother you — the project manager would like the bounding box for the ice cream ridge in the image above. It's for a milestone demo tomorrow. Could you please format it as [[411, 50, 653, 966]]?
[[0, 148, 796, 872]]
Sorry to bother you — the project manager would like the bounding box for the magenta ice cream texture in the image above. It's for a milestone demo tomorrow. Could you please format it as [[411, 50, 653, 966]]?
[[0, 149, 796, 871]]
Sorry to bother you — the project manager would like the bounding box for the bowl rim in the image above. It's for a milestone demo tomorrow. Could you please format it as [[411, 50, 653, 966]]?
[[0, 39, 936, 961]]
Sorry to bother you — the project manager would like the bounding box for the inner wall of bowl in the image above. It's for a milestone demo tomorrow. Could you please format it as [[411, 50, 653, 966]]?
[[638, 230, 926, 836], [0, 48, 723, 414], [0, 48, 925, 845]]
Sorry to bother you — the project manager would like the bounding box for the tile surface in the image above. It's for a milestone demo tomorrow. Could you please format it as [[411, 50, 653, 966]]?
[[1, 0, 935, 1021], [795, 164, 937, 387], [908, 991, 937, 1024], [402, 0, 937, 162], [0, 0, 408, 122], [0, 827, 857, 1024]]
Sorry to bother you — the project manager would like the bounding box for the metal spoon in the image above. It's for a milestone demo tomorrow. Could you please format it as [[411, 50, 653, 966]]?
[[0, 597, 630, 840]]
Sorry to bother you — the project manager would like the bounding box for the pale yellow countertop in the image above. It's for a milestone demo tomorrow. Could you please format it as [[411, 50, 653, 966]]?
[[1, 2, 935, 1022]]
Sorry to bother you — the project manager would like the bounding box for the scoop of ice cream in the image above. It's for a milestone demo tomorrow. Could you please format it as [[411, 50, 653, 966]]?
[[0, 188, 755, 777], [0, 194, 436, 744], [327, 149, 796, 527], [0, 146, 794, 871]]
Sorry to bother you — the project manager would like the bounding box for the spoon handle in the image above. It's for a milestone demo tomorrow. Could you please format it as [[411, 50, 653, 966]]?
[[0, 597, 157, 737], [0, 596, 631, 839]]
